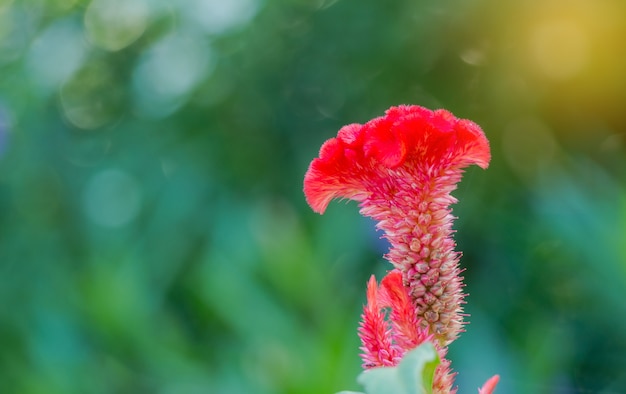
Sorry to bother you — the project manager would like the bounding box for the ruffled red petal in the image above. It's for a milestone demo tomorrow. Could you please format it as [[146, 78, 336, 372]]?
[[363, 116, 407, 168], [337, 123, 363, 147]]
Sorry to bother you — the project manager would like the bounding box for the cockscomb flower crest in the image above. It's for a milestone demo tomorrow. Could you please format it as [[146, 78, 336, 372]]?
[[303, 105, 497, 393]]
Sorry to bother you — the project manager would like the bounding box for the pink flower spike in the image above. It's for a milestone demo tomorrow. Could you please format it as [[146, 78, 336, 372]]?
[[358, 275, 401, 368], [358, 272, 458, 393], [478, 375, 500, 394], [303, 105, 490, 345]]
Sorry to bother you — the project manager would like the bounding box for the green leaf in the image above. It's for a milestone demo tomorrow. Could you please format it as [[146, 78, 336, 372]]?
[[407, 342, 440, 393], [337, 342, 440, 394]]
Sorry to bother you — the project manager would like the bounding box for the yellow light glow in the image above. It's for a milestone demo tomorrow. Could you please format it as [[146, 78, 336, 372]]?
[[505, 0, 625, 84], [528, 18, 589, 81]]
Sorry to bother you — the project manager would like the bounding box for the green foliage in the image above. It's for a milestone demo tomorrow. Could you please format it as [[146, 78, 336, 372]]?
[[337, 342, 440, 394], [1, 0, 626, 393]]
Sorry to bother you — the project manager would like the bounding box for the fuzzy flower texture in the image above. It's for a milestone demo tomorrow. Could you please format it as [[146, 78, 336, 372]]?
[[304, 105, 499, 394]]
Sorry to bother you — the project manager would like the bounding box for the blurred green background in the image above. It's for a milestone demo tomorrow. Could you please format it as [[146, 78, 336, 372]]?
[[1, 0, 626, 393]]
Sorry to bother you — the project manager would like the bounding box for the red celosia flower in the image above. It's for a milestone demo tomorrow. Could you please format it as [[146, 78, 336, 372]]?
[[304, 105, 493, 393], [304, 105, 490, 345]]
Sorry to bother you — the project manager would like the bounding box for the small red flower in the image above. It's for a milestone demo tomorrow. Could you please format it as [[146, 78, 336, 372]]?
[[479, 374, 500, 394], [359, 271, 432, 368], [378, 270, 431, 352]]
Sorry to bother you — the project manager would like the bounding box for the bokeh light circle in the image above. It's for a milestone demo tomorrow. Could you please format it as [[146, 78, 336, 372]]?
[[83, 169, 142, 228], [84, 0, 149, 51]]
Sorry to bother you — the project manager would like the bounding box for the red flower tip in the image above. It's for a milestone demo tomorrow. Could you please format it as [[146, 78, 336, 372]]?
[[379, 271, 413, 319], [303, 105, 490, 214], [365, 274, 380, 312], [379, 270, 407, 304], [478, 374, 500, 394]]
